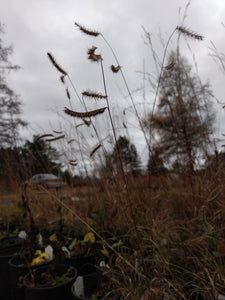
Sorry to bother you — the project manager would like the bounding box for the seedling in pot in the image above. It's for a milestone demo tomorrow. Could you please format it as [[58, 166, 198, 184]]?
[[66, 232, 96, 257], [24, 265, 75, 288]]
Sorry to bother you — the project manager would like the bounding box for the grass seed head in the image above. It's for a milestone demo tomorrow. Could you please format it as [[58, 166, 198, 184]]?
[[82, 90, 107, 100], [87, 46, 102, 62], [110, 65, 121, 73], [176, 26, 204, 40], [64, 106, 107, 118], [47, 52, 67, 75], [75, 22, 100, 37]]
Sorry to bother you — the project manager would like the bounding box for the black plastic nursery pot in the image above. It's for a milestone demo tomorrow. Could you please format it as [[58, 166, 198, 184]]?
[[23, 264, 78, 300], [0, 222, 18, 234], [71, 264, 119, 300], [0, 238, 21, 300], [65, 253, 96, 273], [71, 264, 98, 299], [8, 252, 53, 300], [71, 280, 119, 300]]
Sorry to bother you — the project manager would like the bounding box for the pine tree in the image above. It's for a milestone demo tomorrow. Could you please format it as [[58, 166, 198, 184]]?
[[112, 136, 140, 177], [148, 148, 166, 176], [20, 136, 60, 176]]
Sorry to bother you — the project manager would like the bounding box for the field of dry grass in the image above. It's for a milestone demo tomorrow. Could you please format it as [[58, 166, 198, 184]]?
[[1, 21, 225, 299], [1, 168, 225, 299]]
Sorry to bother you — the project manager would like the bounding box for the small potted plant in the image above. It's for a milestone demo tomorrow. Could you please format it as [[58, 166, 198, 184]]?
[[69, 234, 122, 300], [63, 232, 98, 272], [8, 246, 54, 300], [8, 187, 55, 300], [23, 263, 77, 300]]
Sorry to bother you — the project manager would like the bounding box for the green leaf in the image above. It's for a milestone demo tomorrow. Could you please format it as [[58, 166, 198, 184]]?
[[101, 248, 109, 258], [49, 233, 57, 242], [84, 232, 95, 243], [111, 241, 123, 249], [69, 238, 77, 251], [80, 240, 86, 246], [96, 240, 104, 245]]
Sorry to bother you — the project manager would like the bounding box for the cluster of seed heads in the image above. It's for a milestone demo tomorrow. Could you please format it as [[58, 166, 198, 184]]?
[[45, 22, 205, 166]]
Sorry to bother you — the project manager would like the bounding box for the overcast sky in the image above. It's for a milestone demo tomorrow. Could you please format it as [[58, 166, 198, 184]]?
[[1, 0, 225, 170]]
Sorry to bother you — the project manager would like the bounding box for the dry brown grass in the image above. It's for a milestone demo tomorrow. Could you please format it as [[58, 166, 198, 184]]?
[[1, 167, 225, 298], [1, 20, 225, 299]]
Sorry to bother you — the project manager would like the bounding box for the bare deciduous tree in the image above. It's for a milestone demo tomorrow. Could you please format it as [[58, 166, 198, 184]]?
[[0, 23, 27, 147], [144, 50, 214, 174]]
